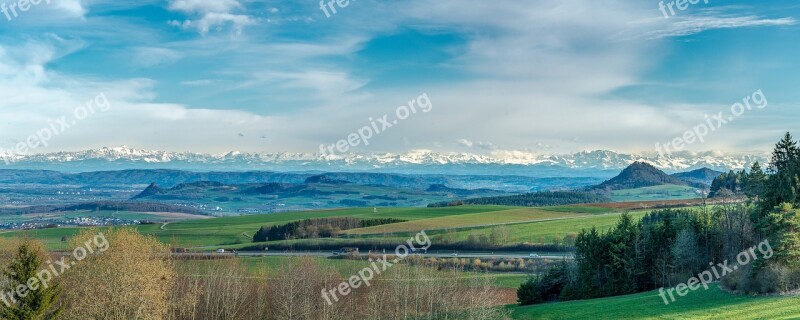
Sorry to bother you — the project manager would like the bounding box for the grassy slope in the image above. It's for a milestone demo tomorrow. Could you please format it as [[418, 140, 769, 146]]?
[[539, 205, 616, 214], [611, 185, 700, 202], [433, 211, 649, 243], [512, 284, 800, 319], [345, 208, 589, 235]]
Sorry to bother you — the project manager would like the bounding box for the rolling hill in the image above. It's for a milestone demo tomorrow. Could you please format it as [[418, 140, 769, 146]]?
[[671, 167, 724, 186], [589, 162, 695, 191]]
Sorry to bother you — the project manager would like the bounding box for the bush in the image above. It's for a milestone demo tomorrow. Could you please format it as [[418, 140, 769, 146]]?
[[60, 228, 175, 319], [517, 277, 544, 306], [517, 262, 571, 306], [752, 264, 800, 294]]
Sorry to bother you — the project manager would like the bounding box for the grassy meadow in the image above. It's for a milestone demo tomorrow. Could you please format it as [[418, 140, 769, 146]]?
[[512, 284, 800, 319], [0, 204, 664, 250], [611, 185, 701, 202]]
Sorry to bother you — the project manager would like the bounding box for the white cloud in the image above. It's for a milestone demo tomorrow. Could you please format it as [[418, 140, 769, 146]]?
[[168, 0, 241, 13], [167, 0, 254, 35], [0, 39, 284, 154], [52, 0, 88, 18], [457, 139, 497, 151], [457, 139, 473, 148]]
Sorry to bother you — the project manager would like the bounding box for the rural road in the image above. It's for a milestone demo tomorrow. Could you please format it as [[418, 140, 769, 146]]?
[[175, 251, 574, 260]]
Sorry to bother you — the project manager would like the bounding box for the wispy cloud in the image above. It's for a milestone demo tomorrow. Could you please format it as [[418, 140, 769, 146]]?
[[645, 15, 796, 39], [131, 47, 181, 67], [180, 79, 214, 86]]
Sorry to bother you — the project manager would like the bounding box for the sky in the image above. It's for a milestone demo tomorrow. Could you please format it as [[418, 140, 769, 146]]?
[[0, 0, 798, 157]]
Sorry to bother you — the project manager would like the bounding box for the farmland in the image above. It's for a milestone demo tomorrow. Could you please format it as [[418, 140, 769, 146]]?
[[4, 194, 798, 319], [2, 202, 700, 251], [344, 207, 590, 235], [611, 185, 701, 202], [1, 206, 518, 248]]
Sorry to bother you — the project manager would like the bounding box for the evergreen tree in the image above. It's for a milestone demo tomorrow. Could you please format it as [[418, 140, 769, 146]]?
[[744, 162, 767, 200], [607, 214, 639, 294], [0, 241, 61, 320], [753, 133, 800, 272], [763, 132, 800, 208], [757, 203, 800, 268]]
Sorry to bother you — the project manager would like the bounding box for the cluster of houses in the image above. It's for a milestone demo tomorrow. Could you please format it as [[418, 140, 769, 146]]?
[[0, 216, 143, 230]]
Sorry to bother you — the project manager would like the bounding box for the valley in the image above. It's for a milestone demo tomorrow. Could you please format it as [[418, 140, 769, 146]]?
[[0, 159, 783, 320]]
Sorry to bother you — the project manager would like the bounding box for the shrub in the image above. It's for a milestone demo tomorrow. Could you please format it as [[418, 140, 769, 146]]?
[[517, 276, 544, 306], [60, 229, 175, 319], [517, 262, 571, 306]]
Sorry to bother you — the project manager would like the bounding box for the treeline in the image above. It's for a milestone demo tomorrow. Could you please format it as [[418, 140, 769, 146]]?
[[428, 191, 610, 207], [708, 163, 767, 198], [252, 217, 406, 242], [337, 253, 561, 274], [519, 132, 800, 305]]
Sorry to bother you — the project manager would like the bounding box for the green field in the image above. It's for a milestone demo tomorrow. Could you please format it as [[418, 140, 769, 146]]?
[[511, 284, 800, 319], [422, 210, 649, 244], [540, 205, 616, 214], [0, 204, 654, 250], [611, 185, 701, 202], [0, 206, 517, 249], [345, 207, 589, 235]]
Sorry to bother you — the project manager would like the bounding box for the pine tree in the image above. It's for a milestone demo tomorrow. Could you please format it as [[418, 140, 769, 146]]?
[[753, 133, 800, 272], [763, 132, 800, 208], [0, 240, 61, 320], [759, 203, 800, 267], [744, 162, 767, 200]]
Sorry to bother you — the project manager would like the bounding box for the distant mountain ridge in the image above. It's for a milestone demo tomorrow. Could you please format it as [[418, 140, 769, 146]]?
[[0, 169, 605, 193], [0, 146, 766, 175], [671, 168, 724, 186]]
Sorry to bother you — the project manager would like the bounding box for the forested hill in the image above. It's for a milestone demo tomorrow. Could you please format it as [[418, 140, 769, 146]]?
[[589, 161, 692, 191], [671, 167, 723, 186]]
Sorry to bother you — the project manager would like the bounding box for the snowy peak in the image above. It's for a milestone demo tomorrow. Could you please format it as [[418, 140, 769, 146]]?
[[0, 146, 767, 173]]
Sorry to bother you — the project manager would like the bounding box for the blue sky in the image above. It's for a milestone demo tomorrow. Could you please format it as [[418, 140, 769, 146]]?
[[0, 0, 798, 156]]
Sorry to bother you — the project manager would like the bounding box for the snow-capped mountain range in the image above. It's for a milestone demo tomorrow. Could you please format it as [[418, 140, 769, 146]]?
[[0, 146, 769, 176]]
